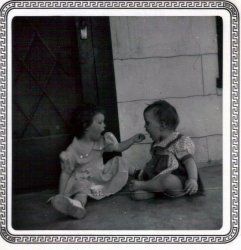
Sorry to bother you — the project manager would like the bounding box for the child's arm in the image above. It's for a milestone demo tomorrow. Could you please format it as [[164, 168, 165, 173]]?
[[47, 163, 71, 202], [58, 152, 74, 194], [116, 134, 145, 152], [104, 133, 145, 153], [183, 157, 198, 195], [58, 171, 71, 194]]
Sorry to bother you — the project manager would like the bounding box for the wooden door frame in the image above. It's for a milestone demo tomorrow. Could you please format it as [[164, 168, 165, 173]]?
[[76, 17, 120, 141], [12, 16, 120, 193]]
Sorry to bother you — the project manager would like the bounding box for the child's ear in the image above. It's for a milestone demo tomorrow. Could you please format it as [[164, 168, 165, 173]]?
[[160, 121, 167, 129]]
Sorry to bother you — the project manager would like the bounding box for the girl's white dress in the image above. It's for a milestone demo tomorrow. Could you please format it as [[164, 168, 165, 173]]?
[[59, 132, 128, 200]]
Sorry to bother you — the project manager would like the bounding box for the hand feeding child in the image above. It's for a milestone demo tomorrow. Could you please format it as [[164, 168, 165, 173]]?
[[51, 103, 145, 219], [129, 100, 204, 200]]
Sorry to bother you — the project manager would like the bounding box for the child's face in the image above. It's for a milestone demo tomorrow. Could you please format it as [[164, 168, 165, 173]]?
[[144, 110, 163, 142], [86, 113, 106, 140]]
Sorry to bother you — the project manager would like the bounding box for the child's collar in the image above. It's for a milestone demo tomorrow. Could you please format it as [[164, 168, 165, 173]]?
[[72, 136, 105, 152], [153, 131, 180, 148]]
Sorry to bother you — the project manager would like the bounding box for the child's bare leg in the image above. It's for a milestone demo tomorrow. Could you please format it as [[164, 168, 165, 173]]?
[[161, 175, 186, 197], [131, 190, 155, 200], [73, 193, 87, 207], [129, 174, 185, 197]]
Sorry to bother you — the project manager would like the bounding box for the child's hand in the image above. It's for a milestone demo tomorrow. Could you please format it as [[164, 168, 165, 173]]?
[[90, 185, 103, 197], [46, 195, 55, 203], [185, 179, 198, 195], [133, 133, 145, 143]]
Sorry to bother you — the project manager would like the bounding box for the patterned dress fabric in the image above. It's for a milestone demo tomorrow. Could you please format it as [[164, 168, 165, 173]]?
[[141, 132, 204, 193], [60, 132, 128, 200]]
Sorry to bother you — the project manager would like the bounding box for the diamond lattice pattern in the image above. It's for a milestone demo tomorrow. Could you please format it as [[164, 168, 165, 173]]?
[[13, 17, 82, 139]]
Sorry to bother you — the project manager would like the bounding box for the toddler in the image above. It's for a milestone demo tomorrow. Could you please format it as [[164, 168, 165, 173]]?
[[51, 103, 144, 219], [129, 100, 204, 200]]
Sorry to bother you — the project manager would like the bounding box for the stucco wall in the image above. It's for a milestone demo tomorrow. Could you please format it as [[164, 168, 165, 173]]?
[[110, 16, 222, 172]]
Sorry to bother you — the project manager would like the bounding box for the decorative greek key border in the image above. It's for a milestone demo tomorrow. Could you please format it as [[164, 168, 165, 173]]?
[[0, 0, 239, 244]]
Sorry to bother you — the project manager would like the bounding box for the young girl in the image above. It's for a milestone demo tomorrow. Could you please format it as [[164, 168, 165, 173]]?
[[129, 100, 204, 200], [51, 103, 145, 219]]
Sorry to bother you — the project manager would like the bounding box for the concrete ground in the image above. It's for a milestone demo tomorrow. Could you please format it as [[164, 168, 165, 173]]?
[[12, 164, 222, 230]]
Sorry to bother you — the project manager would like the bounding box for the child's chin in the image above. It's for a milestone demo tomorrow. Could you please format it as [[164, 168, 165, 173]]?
[[94, 133, 102, 141]]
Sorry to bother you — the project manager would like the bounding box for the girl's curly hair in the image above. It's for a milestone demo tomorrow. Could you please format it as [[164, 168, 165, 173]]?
[[70, 103, 104, 139]]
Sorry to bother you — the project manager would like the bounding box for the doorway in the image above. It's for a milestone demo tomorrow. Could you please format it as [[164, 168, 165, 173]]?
[[12, 16, 120, 193]]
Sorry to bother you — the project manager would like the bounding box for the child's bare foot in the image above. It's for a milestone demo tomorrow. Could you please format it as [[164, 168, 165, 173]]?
[[129, 180, 145, 191], [131, 190, 155, 200], [51, 194, 86, 219]]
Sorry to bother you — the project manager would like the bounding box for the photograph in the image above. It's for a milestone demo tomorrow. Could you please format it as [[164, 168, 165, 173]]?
[[0, 0, 239, 246]]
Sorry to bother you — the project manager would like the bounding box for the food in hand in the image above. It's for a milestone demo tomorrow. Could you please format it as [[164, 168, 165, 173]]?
[[138, 134, 145, 140]]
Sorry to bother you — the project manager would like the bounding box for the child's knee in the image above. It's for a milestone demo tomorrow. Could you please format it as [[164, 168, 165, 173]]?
[[162, 174, 185, 197], [131, 190, 155, 200], [162, 174, 180, 188]]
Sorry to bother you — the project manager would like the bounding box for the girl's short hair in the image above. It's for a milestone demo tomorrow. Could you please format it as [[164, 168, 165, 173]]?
[[70, 103, 104, 139], [144, 100, 179, 130]]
